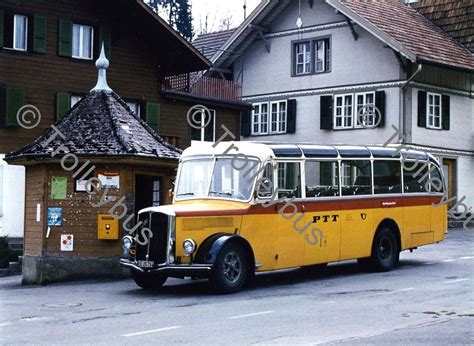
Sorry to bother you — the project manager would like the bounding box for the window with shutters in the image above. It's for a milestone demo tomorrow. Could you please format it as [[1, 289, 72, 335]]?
[[72, 24, 93, 60], [334, 94, 353, 129], [2, 13, 28, 51], [427, 92, 442, 129], [270, 101, 287, 134], [252, 101, 287, 135], [331, 91, 383, 130], [355, 92, 375, 127]]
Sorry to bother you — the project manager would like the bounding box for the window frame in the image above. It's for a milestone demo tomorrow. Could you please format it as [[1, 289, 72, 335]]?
[[292, 36, 331, 77], [72, 23, 94, 60], [333, 93, 354, 130], [354, 91, 376, 128], [252, 101, 288, 136], [12, 14, 28, 51], [294, 41, 311, 76], [426, 92, 442, 130]]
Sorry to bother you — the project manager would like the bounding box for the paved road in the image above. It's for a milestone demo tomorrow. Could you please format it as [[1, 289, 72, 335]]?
[[1, 228, 473, 345]]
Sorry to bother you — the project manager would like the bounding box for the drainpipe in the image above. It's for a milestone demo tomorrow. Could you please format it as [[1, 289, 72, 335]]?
[[399, 63, 422, 143]]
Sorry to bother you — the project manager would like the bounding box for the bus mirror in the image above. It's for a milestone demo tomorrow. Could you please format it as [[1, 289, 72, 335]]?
[[256, 177, 273, 199]]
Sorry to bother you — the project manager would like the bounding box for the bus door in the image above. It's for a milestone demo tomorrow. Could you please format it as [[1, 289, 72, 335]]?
[[339, 159, 375, 260], [303, 160, 342, 265], [274, 161, 305, 269], [403, 160, 432, 247]]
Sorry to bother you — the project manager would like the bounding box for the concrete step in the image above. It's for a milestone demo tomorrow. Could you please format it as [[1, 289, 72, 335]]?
[[9, 261, 21, 274]]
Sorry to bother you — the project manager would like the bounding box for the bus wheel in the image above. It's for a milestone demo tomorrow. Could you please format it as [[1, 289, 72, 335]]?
[[131, 271, 167, 290], [369, 227, 399, 272], [210, 242, 249, 294]]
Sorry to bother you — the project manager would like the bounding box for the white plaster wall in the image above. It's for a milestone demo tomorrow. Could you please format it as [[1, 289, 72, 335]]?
[[245, 87, 401, 145], [0, 155, 25, 238], [410, 88, 474, 151], [240, 2, 402, 97], [270, 0, 342, 32]]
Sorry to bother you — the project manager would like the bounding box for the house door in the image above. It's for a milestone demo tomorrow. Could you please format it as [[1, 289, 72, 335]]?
[[135, 175, 162, 215], [442, 159, 456, 207]]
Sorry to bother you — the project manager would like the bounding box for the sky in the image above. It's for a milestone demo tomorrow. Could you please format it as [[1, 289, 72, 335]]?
[[190, 0, 261, 35]]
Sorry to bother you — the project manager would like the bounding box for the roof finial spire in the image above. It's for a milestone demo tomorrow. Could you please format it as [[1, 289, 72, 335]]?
[[91, 42, 112, 92]]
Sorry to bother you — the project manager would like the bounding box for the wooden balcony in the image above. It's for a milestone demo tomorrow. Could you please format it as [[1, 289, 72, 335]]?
[[162, 73, 242, 102]]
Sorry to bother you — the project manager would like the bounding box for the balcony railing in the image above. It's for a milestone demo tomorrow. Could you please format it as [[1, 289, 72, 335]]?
[[162, 73, 242, 102]]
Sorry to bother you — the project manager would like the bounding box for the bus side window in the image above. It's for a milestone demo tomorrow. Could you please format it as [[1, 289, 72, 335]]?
[[277, 162, 301, 198], [257, 162, 274, 198], [341, 160, 372, 196], [429, 164, 445, 193], [373, 160, 402, 194], [403, 160, 429, 193], [305, 160, 339, 197]]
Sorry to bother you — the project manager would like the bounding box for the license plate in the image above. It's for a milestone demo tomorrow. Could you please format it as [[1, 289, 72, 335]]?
[[137, 260, 154, 268]]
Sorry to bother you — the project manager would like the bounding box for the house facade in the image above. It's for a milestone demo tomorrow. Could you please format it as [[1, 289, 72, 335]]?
[[0, 0, 249, 242], [200, 0, 474, 213]]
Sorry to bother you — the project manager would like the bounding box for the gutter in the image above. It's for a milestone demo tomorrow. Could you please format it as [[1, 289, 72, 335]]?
[[399, 63, 423, 143]]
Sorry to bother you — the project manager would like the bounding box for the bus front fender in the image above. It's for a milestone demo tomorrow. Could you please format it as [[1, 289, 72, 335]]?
[[194, 233, 255, 269]]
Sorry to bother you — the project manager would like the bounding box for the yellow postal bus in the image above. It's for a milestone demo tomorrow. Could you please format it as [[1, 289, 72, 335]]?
[[120, 142, 447, 293]]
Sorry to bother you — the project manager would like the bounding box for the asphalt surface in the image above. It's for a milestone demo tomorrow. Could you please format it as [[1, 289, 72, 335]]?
[[0, 227, 473, 345]]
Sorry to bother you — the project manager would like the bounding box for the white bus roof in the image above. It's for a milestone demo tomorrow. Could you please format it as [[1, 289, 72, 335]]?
[[181, 142, 434, 163]]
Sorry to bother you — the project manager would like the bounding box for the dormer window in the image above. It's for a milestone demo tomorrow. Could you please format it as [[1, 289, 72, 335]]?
[[72, 24, 93, 60]]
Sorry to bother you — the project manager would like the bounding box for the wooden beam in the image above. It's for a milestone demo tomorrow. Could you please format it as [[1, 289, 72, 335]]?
[[345, 16, 358, 41]]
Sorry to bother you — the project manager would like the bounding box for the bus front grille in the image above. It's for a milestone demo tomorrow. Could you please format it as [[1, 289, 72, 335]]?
[[135, 211, 169, 265]]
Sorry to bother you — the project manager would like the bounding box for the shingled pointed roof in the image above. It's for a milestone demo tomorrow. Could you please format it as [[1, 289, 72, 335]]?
[[329, 0, 474, 70], [192, 29, 236, 60], [6, 90, 181, 162], [411, 0, 474, 52]]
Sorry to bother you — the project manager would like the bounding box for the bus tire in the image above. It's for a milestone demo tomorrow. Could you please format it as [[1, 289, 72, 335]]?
[[131, 270, 167, 290], [369, 227, 399, 272], [209, 242, 249, 294]]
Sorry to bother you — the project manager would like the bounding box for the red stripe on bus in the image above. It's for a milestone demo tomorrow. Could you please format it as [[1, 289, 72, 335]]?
[[174, 195, 443, 217]]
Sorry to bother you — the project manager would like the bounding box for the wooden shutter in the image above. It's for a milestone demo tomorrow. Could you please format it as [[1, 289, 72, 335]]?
[[33, 15, 47, 53], [0, 85, 6, 125], [146, 102, 160, 133], [417, 90, 427, 128], [375, 90, 385, 127], [241, 110, 251, 137], [0, 9, 4, 47], [58, 20, 72, 57], [320, 95, 333, 130], [99, 26, 111, 58], [3, 12, 13, 48], [442, 95, 450, 130], [56, 92, 71, 120], [6, 86, 25, 126], [287, 99, 297, 133]]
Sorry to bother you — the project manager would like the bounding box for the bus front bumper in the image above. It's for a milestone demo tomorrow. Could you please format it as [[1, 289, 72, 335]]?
[[120, 259, 213, 278]]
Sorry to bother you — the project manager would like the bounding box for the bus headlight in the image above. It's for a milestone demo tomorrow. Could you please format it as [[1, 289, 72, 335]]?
[[182, 239, 196, 256], [121, 235, 134, 250]]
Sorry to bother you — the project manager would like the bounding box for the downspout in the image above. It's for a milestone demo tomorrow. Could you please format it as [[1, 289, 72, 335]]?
[[399, 63, 422, 143]]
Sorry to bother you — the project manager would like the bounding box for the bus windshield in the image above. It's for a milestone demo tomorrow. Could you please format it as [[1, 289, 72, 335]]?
[[175, 157, 260, 201]]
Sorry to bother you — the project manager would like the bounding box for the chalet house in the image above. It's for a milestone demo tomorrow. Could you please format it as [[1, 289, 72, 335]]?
[[196, 0, 474, 214], [0, 0, 250, 244]]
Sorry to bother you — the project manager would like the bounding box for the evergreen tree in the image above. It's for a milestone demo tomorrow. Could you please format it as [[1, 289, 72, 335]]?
[[146, 0, 194, 41]]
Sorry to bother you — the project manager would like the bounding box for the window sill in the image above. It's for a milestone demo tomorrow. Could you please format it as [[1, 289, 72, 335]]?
[[291, 70, 331, 77], [250, 132, 289, 136], [1, 47, 31, 55]]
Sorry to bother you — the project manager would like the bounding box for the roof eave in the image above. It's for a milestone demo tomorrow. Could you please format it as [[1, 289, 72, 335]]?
[[325, 0, 417, 63], [210, 0, 273, 64], [135, 0, 211, 70]]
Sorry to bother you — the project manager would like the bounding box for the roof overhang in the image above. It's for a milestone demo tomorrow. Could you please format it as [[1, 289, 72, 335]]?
[[211, 0, 291, 68], [162, 90, 252, 111], [325, 0, 417, 63], [133, 0, 211, 74]]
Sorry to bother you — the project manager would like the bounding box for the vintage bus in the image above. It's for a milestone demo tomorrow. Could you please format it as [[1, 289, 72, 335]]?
[[120, 142, 447, 293]]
